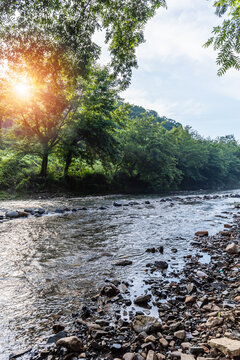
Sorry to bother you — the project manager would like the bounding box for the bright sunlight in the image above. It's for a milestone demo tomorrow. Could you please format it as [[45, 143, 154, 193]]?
[[13, 81, 32, 98]]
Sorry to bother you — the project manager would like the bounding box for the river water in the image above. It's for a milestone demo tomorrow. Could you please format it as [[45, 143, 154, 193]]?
[[0, 191, 239, 358]]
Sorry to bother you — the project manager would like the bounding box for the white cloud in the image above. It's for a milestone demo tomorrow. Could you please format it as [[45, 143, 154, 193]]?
[[122, 88, 176, 115], [94, 0, 240, 139], [123, 87, 205, 119], [136, 0, 221, 64], [216, 70, 240, 101]]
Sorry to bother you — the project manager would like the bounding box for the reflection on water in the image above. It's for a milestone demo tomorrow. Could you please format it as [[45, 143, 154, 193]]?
[[0, 192, 238, 357]]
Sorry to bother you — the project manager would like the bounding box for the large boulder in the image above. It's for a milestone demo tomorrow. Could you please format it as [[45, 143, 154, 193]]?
[[154, 261, 168, 270], [6, 211, 19, 218], [208, 337, 240, 357], [134, 294, 151, 305], [225, 243, 239, 255], [131, 315, 161, 334], [56, 336, 82, 352], [100, 283, 119, 297]]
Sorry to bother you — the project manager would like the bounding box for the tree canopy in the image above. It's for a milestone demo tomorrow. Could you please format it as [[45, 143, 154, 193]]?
[[0, 0, 166, 88], [205, 0, 240, 75]]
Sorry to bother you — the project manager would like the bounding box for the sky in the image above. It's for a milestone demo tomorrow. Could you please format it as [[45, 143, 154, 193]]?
[[95, 0, 240, 140]]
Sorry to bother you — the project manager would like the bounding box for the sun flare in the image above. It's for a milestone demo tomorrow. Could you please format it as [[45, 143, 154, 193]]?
[[13, 81, 31, 98]]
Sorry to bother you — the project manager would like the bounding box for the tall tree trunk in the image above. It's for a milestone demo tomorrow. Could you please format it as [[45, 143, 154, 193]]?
[[64, 150, 73, 178], [40, 146, 49, 177]]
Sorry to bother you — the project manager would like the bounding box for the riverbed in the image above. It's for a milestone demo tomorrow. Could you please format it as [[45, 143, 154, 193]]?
[[0, 191, 239, 358]]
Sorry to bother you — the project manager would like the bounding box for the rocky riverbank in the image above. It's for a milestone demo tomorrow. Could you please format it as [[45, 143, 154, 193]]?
[[8, 195, 240, 360], [2, 191, 240, 223]]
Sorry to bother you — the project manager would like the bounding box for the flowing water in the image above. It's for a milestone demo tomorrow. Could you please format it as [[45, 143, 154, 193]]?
[[0, 191, 239, 358]]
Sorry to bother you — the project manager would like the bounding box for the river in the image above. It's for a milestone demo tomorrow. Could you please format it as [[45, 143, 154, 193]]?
[[0, 191, 239, 358]]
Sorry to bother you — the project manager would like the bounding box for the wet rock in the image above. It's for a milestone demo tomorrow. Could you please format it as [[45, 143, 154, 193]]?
[[208, 337, 240, 357], [9, 348, 32, 359], [225, 243, 239, 254], [113, 201, 122, 207], [80, 305, 91, 319], [128, 201, 140, 206], [47, 330, 68, 344], [195, 231, 208, 237], [158, 246, 164, 253], [52, 323, 65, 334], [174, 330, 186, 340], [134, 294, 151, 305], [111, 343, 122, 351], [100, 283, 120, 297], [34, 213, 41, 218], [224, 224, 232, 228], [55, 208, 65, 214], [18, 211, 29, 217], [6, 211, 19, 218], [154, 261, 168, 270], [24, 208, 35, 213], [132, 315, 162, 334], [146, 248, 156, 253], [115, 260, 133, 266], [56, 335, 82, 352], [220, 230, 231, 236], [196, 270, 208, 279], [37, 208, 45, 214]]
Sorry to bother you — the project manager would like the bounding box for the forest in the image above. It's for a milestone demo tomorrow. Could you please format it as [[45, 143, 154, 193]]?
[[0, 0, 239, 196], [0, 66, 239, 195]]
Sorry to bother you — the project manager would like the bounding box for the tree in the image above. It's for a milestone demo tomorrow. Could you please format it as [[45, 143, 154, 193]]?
[[0, 39, 80, 177], [205, 0, 240, 75], [0, 0, 167, 89], [117, 114, 181, 191], [174, 127, 209, 188], [60, 67, 128, 177]]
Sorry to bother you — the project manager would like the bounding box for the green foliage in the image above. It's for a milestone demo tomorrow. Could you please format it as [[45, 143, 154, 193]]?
[[128, 104, 181, 130], [116, 115, 182, 191], [60, 67, 128, 177], [205, 0, 240, 75], [0, 98, 240, 195], [0, 152, 39, 190], [0, 0, 166, 88]]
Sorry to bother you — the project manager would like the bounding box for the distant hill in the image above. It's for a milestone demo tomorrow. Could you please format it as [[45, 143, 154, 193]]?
[[128, 105, 181, 131]]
